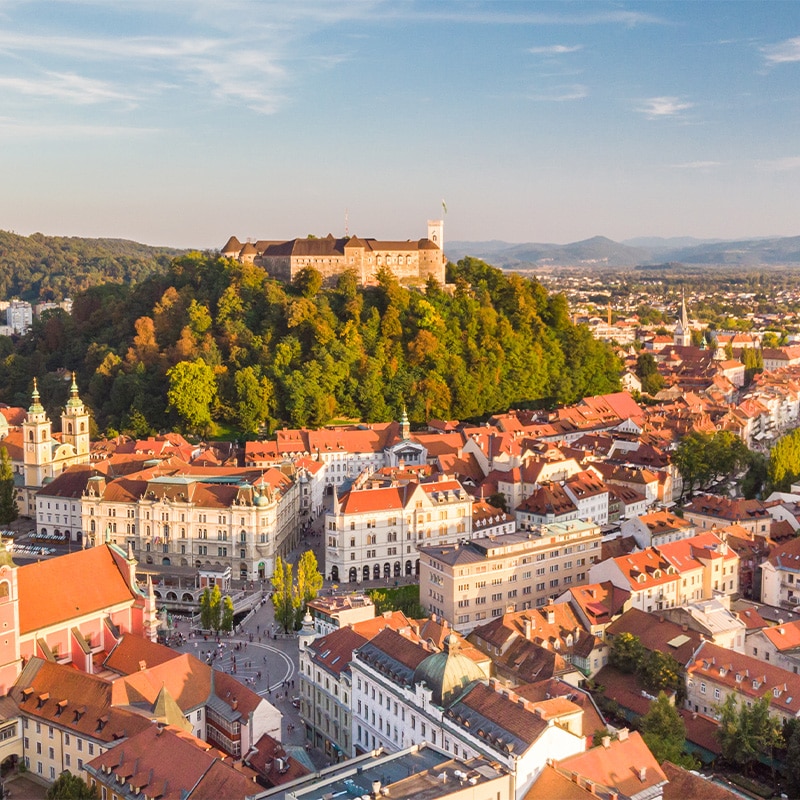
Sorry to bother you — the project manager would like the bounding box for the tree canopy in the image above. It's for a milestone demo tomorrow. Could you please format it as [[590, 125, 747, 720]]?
[[0, 252, 622, 436]]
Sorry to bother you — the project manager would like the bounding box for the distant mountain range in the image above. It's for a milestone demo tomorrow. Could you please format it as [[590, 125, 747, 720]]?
[[445, 234, 800, 269]]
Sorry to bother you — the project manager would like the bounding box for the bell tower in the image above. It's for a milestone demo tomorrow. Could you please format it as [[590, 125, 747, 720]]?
[[23, 379, 53, 488], [61, 372, 91, 458]]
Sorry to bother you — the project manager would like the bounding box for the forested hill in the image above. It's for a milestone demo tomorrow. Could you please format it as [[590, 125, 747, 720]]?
[[0, 230, 184, 301], [0, 253, 621, 436]]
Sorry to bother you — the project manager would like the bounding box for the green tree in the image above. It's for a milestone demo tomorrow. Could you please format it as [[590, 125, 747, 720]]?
[[295, 550, 324, 626], [641, 692, 697, 768], [221, 595, 235, 632], [166, 358, 218, 433], [741, 451, 767, 499], [635, 352, 664, 395], [487, 492, 508, 513], [47, 770, 99, 799], [673, 432, 713, 498], [785, 721, 800, 797], [608, 631, 645, 673], [717, 694, 782, 776], [768, 428, 800, 493], [640, 650, 685, 702], [271, 556, 300, 633], [293, 266, 323, 298], [209, 584, 222, 632], [233, 365, 273, 435], [199, 588, 212, 631], [0, 446, 17, 525]]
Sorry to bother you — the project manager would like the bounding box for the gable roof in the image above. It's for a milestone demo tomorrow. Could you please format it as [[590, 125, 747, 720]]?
[[17, 544, 137, 634]]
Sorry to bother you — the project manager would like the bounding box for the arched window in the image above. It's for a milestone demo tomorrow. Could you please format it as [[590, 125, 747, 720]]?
[[0, 581, 9, 599]]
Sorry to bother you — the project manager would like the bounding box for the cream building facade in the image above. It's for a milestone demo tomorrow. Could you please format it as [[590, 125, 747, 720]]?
[[81, 467, 299, 582], [419, 521, 603, 634], [326, 475, 473, 584]]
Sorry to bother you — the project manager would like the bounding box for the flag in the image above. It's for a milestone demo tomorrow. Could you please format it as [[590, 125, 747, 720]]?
[[441, 199, 447, 215]]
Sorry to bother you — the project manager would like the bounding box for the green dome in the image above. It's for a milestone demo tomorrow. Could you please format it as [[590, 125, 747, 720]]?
[[412, 634, 485, 707]]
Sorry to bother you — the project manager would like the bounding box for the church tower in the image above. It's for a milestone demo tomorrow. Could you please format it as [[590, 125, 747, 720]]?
[[674, 289, 691, 347], [61, 372, 90, 457], [23, 379, 53, 488]]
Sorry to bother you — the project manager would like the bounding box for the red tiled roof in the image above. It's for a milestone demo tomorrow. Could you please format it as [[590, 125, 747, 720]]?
[[559, 730, 667, 796], [17, 544, 137, 634]]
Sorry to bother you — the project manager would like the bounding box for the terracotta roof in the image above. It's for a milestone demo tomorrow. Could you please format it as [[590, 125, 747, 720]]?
[[111, 652, 211, 713], [566, 582, 631, 623], [85, 723, 258, 800], [12, 658, 152, 743], [244, 732, 310, 786], [688, 641, 800, 716], [308, 626, 369, 677], [17, 544, 137, 634], [448, 682, 548, 754], [761, 620, 800, 652], [661, 760, 738, 799], [607, 608, 702, 666], [559, 730, 667, 796], [684, 494, 769, 521], [104, 633, 181, 675], [525, 764, 595, 799]]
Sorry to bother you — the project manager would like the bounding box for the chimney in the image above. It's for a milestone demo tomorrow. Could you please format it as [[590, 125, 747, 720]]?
[[547, 608, 555, 625], [523, 619, 532, 640], [372, 780, 382, 797], [638, 767, 647, 782], [602, 735, 611, 749], [232, 698, 238, 711], [617, 727, 629, 741]]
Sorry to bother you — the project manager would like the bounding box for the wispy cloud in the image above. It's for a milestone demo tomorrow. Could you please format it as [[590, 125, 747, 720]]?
[[758, 156, 800, 172], [762, 36, 800, 65], [0, 30, 298, 114], [529, 44, 583, 55], [528, 84, 588, 102], [0, 71, 136, 105], [671, 160, 722, 169], [638, 96, 694, 119]]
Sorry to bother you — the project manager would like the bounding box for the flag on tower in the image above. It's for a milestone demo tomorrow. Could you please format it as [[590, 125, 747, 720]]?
[[441, 199, 447, 215]]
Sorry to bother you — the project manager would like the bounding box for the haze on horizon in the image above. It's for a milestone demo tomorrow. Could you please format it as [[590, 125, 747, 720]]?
[[0, 1, 798, 250]]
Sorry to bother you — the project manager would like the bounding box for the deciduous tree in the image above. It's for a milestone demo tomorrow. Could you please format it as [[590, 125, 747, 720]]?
[[166, 358, 217, 433], [0, 446, 18, 525]]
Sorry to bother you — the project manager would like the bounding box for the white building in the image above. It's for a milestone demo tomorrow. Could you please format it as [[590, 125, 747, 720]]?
[[325, 474, 472, 584], [350, 628, 586, 799]]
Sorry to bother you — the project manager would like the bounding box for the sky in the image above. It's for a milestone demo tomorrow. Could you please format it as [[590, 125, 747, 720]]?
[[0, 1, 799, 249]]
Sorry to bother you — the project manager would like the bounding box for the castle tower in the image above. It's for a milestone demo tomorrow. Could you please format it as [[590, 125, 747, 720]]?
[[674, 289, 691, 347], [61, 372, 91, 457], [427, 219, 444, 251], [23, 378, 53, 489]]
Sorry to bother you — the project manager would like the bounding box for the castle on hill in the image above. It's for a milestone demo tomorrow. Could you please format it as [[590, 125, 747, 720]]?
[[222, 219, 446, 286]]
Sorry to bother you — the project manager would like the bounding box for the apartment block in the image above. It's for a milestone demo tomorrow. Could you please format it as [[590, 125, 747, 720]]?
[[419, 520, 603, 634]]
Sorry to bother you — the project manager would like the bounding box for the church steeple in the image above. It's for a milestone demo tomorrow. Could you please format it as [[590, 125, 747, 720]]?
[[28, 378, 44, 416], [23, 378, 53, 492], [400, 405, 410, 441], [61, 372, 90, 456], [674, 288, 691, 347]]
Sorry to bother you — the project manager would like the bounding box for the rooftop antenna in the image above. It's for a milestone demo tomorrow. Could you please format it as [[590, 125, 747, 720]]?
[[344, 208, 349, 237]]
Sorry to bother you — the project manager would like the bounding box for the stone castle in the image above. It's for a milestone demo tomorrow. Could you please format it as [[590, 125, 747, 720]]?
[[221, 220, 446, 286]]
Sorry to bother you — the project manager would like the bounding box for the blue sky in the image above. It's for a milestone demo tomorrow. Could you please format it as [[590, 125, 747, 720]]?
[[0, 1, 798, 248]]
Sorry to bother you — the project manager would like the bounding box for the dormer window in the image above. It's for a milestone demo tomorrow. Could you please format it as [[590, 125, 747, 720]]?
[[735, 673, 742, 682]]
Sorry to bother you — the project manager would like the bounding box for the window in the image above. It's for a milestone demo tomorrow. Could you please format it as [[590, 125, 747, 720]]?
[[700, 682, 706, 694]]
